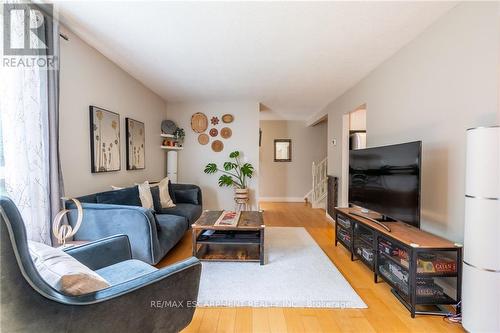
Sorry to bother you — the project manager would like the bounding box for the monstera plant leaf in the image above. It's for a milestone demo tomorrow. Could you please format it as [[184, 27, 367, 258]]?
[[218, 174, 234, 187], [229, 151, 240, 158], [223, 162, 237, 171], [204, 163, 217, 174], [240, 163, 254, 178]]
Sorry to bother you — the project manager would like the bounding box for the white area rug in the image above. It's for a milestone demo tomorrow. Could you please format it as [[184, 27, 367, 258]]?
[[197, 227, 367, 308]]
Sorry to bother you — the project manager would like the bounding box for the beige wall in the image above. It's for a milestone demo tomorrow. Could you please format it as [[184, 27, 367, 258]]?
[[309, 2, 500, 242], [166, 102, 260, 210], [349, 108, 366, 131], [59, 27, 168, 197], [259, 120, 327, 200]]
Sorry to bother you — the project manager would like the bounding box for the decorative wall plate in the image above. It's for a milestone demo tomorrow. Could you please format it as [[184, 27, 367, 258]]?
[[211, 116, 219, 125], [209, 128, 218, 137], [161, 120, 177, 135], [220, 127, 232, 139], [212, 140, 224, 152], [222, 114, 234, 123], [191, 113, 208, 133], [198, 133, 209, 145]]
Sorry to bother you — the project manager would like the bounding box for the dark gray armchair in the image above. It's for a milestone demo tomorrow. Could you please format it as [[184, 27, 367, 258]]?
[[0, 196, 201, 333]]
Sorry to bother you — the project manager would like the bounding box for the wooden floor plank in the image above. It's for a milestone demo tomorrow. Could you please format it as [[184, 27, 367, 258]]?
[[252, 308, 271, 333], [234, 308, 253, 333], [216, 308, 236, 333], [267, 308, 288, 333], [198, 308, 221, 333], [162, 202, 464, 333]]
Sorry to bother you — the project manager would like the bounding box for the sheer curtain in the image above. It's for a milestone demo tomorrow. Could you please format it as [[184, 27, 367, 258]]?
[[0, 3, 63, 245]]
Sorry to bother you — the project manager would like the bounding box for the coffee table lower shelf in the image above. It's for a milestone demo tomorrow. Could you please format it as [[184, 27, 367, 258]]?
[[195, 243, 261, 263]]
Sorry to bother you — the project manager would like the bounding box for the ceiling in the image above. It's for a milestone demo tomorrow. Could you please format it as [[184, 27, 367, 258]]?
[[55, 1, 455, 120]]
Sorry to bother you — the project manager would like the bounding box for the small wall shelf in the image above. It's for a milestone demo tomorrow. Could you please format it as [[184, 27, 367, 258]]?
[[161, 146, 183, 151], [161, 133, 176, 138]]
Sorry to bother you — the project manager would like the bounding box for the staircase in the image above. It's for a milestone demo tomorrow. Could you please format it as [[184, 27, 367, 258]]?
[[306, 157, 327, 209]]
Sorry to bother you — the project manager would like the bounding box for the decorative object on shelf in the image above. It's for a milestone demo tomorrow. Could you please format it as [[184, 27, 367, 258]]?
[[204, 151, 254, 209], [210, 116, 219, 125], [161, 119, 177, 135], [462, 125, 499, 333], [173, 127, 185, 146], [274, 139, 292, 162], [220, 127, 232, 139], [191, 112, 208, 133], [52, 198, 83, 246], [209, 128, 218, 137], [211, 140, 224, 152], [89, 106, 120, 173], [198, 133, 209, 145], [222, 114, 234, 123], [126, 118, 145, 170]]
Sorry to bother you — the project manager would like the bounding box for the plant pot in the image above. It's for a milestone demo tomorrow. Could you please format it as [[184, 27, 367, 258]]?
[[234, 188, 249, 202]]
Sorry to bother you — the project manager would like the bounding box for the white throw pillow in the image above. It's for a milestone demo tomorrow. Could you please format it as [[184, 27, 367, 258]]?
[[157, 177, 175, 208], [136, 181, 154, 210], [28, 241, 110, 295], [110, 185, 123, 190]]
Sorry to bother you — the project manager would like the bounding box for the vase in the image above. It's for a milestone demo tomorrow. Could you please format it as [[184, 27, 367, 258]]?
[[234, 188, 249, 211]]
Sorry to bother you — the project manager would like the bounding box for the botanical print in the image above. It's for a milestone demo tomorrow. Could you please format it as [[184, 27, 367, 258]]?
[[90, 106, 121, 172], [126, 118, 145, 170]]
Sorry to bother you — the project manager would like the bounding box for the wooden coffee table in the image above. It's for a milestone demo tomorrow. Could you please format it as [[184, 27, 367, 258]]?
[[191, 211, 265, 265]]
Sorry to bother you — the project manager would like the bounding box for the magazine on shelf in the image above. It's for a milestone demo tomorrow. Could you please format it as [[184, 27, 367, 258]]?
[[214, 210, 241, 227]]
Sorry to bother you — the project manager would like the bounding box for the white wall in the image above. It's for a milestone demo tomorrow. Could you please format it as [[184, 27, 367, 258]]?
[[166, 102, 260, 210], [59, 27, 168, 197], [259, 120, 327, 200], [310, 2, 500, 242]]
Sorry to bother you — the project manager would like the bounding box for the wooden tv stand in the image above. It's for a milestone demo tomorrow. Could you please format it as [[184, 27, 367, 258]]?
[[334, 207, 462, 318]]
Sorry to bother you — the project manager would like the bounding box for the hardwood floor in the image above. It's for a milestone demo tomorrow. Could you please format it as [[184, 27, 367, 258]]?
[[157, 202, 464, 333]]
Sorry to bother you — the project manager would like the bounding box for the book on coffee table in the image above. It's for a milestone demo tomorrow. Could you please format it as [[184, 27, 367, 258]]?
[[214, 211, 241, 227]]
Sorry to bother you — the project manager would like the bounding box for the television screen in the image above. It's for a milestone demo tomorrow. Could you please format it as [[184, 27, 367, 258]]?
[[349, 141, 421, 228]]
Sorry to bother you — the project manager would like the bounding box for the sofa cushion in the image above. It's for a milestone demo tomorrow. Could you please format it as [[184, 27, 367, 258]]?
[[155, 214, 188, 254], [96, 186, 141, 207], [159, 203, 202, 224], [151, 181, 177, 211], [28, 241, 110, 295], [174, 189, 199, 205], [95, 259, 157, 285], [136, 181, 154, 210]]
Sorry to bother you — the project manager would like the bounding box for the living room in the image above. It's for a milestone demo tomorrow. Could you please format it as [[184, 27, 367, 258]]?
[[1, 1, 499, 333]]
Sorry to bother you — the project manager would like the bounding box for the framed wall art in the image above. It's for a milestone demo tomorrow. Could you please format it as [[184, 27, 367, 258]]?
[[274, 139, 292, 162], [126, 118, 145, 170], [90, 106, 121, 173]]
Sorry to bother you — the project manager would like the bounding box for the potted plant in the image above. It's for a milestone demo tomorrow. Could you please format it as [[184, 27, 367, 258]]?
[[204, 151, 254, 202], [174, 127, 185, 146]]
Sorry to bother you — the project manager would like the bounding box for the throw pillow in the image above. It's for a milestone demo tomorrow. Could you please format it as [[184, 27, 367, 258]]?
[[174, 189, 199, 205], [154, 177, 175, 208], [96, 186, 142, 207], [110, 185, 123, 190], [28, 241, 110, 295], [136, 181, 154, 210]]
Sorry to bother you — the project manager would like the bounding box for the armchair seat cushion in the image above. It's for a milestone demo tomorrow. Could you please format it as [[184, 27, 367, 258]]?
[[159, 203, 202, 224], [96, 259, 157, 285], [156, 214, 188, 253]]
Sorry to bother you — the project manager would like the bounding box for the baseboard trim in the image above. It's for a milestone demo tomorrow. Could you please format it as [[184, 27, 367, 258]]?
[[259, 197, 305, 202]]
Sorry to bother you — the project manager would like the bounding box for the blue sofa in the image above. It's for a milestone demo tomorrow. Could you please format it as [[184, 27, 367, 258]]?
[[66, 183, 202, 265], [1, 196, 201, 333]]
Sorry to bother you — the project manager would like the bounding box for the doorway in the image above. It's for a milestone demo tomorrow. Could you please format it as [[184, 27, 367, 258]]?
[[340, 105, 367, 206]]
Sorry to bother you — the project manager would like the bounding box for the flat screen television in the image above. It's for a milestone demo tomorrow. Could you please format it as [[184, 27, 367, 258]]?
[[349, 141, 422, 228]]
